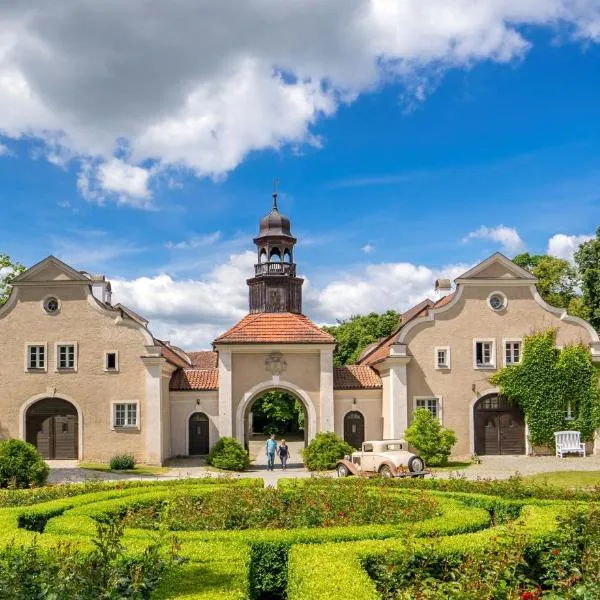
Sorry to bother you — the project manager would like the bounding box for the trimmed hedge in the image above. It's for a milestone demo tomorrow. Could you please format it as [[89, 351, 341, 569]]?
[[206, 437, 250, 471], [0, 439, 49, 488]]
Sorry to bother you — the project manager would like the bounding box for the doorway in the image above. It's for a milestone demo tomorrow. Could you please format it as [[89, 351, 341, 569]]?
[[26, 398, 78, 459], [189, 412, 210, 455], [343, 411, 365, 449], [474, 394, 525, 455]]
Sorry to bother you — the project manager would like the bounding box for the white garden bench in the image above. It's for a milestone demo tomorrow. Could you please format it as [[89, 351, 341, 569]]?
[[554, 430, 586, 458]]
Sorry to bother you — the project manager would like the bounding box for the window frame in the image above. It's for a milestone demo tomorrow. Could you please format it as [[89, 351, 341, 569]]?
[[503, 338, 522, 367], [413, 395, 443, 422], [104, 350, 119, 372], [111, 401, 140, 430], [565, 400, 576, 422], [434, 346, 451, 370], [487, 291, 508, 312], [473, 338, 496, 370], [55, 342, 77, 371], [25, 342, 47, 371]]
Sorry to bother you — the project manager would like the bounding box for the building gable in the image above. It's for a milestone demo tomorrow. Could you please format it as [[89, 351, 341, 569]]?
[[456, 252, 536, 283], [13, 256, 90, 284]]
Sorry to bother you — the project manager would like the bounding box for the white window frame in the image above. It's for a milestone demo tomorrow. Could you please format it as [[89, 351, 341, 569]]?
[[473, 338, 496, 369], [41, 294, 61, 315], [104, 350, 119, 372], [487, 291, 508, 312], [55, 342, 78, 371], [111, 401, 140, 429], [434, 346, 451, 370], [25, 342, 47, 371], [413, 396, 443, 422], [503, 338, 522, 366], [565, 400, 575, 422]]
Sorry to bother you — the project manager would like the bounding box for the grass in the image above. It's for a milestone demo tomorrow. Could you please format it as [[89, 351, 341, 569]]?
[[522, 470, 600, 489], [431, 461, 472, 472], [78, 462, 170, 476]]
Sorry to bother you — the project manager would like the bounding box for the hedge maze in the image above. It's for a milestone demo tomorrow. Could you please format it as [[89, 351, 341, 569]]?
[[0, 476, 592, 599]]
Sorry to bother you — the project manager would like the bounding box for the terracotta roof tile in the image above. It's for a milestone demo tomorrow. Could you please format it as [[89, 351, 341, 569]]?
[[155, 339, 191, 368], [188, 351, 218, 368], [433, 292, 454, 308], [170, 368, 219, 391], [334, 365, 382, 389], [214, 312, 335, 344]]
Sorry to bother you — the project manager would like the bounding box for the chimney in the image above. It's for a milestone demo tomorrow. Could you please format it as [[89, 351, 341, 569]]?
[[434, 278, 452, 298]]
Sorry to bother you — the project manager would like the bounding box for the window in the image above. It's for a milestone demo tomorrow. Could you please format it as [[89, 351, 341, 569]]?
[[487, 291, 507, 312], [57, 344, 75, 369], [415, 397, 440, 419], [504, 340, 522, 366], [105, 352, 118, 371], [27, 345, 45, 369], [362, 443, 373, 452], [43, 296, 60, 314], [435, 346, 450, 369], [113, 403, 138, 428], [474, 340, 496, 369], [565, 401, 576, 421]]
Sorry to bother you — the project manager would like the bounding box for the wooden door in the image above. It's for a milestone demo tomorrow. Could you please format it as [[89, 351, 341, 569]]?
[[474, 395, 525, 455], [189, 413, 210, 455], [26, 399, 78, 460], [344, 411, 365, 449]]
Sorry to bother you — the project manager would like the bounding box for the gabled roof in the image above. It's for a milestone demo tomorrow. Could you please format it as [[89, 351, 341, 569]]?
[[170, 368, 219, 391], [333, 365, 382, 389], [213, 312, 335, 345], [155, 339, 192, 368], [455, 252, 536, 282], [13, 255, 90, 283], [188, 351, 218, 368]]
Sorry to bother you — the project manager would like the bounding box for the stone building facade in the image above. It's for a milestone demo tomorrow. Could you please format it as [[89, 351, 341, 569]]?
[[0, 197, 598, 463]]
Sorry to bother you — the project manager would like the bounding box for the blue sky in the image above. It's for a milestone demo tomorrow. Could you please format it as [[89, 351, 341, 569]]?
[[0, 3, 599, 348]]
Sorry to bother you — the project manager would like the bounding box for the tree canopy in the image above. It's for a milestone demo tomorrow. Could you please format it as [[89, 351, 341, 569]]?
[[0, 254, 25, 306], [322, 310, 401, 366], [575, 227, 600, 331]]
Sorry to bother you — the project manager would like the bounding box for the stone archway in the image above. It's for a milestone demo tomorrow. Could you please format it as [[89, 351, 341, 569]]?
[[25, 398, 79, 459]]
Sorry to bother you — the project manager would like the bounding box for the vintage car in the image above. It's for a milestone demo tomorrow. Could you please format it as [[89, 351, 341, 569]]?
[[336, 439, 428, 478]]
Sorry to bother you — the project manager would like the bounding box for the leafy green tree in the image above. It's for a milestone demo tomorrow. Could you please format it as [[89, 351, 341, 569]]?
[[575, 227, 600, 331], [0, 254, 25, 306], [322, 310, 401, 366], [251, 390, 304, 435], [404, 409, 456, 466], [301, 432, 354, 471]]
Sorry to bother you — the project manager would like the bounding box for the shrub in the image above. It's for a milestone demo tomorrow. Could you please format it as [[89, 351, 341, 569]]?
[[404, 409, 456, 466], [301, 432, 354, 471], [109, 454, 135, 470], [206, 437, 250, 471], [0, 439, 49, 488]]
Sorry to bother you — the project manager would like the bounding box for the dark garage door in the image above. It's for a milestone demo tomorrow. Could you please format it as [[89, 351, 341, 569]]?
[[474, 395, 525, 455], [26, 398, 78, 460]]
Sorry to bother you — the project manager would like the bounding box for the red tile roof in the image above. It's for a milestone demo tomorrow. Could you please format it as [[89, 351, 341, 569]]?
[[170, 368, 219, 391], [188, 351, 218, 368], [213, 312, 335, 345], [333, 365, 382, 389], [155, 339, 191, 368], [434, 292, 455, 308]]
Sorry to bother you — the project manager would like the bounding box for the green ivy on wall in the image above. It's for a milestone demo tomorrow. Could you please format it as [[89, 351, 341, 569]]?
[[490, 329, 600, 447]]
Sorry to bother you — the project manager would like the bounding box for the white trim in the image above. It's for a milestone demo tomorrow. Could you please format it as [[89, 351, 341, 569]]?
[[19, 392, 84, 460], [434, 346, 451, 370], [487, 291, 508, 312], [473, 338, 496, 370], [110, 400, 140, 430], [24, 342, 48, 372], [502, 338, 523, 366], [41, 294, 61, 316], [235, 379, 317, 445], [413, 395, 443, 423], [104, 350, 119, 372], [55, 341, 78, 372]]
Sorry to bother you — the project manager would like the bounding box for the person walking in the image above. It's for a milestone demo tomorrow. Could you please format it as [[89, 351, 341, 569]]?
[[265, 434, 277, 471], [278, 439, 289, 470]]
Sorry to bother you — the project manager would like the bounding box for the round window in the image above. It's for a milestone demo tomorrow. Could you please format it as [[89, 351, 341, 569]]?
[[43, 297, 60, 314], [488, 293, 506, 311]]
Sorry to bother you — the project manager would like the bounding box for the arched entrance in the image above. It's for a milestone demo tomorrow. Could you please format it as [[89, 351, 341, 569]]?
[[25, 398, 78, 459], [344, 411, 365, 449], [474, 394, 525, 455], [188, 412, 210, 455]]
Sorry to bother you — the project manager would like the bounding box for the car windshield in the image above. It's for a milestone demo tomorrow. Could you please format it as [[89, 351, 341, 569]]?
[[385, 443, 403, 451]]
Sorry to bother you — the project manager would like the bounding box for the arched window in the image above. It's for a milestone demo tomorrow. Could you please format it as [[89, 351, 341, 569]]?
[[259, 249, 268, 263], [270, 248, 281, 262], [283, 249, 292, 263]]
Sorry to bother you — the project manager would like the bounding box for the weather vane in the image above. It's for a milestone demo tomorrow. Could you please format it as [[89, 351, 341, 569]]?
[[272, 178, 279, 209]]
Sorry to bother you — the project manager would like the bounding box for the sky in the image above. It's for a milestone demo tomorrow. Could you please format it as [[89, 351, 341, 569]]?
[[0, 1, 599, 349]]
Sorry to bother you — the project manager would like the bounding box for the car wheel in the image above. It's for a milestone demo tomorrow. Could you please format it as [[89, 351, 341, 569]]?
[[379, 465, 393, 478], [408, 456, 425, 473], [337, 463, 350, 477]]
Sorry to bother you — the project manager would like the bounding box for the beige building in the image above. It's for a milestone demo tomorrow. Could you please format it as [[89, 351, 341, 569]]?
[[1, 197, 599, 463]]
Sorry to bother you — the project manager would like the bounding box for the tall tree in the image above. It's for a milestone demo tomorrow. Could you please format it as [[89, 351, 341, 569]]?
[[0, 254, 25, 306], [322, 310, 401, 366], [575, 227, 600, 331]]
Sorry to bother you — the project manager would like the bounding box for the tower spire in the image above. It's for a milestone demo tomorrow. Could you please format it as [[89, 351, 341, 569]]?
[[272, 178, 279, 210]]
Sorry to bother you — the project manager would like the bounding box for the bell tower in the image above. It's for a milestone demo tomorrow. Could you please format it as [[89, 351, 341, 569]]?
[[247, 190, 303, 313]]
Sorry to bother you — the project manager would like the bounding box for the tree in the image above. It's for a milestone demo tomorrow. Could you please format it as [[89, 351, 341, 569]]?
[[575, 228, 600, 331], [0, 254, 25, 306], [251, 390, 304, 435], [322, 310, 401, 366], [404, 409, 456, 466]]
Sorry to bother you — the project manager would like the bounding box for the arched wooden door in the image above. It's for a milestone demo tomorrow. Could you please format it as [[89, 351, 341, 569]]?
[[474, 395, 525, 455], [26, 398, 78, 459], [189, 412, 210, 455], [344, 411, 365, 449]]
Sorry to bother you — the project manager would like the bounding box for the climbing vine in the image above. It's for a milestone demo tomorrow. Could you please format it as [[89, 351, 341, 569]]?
[[490, 329, 600, 447]]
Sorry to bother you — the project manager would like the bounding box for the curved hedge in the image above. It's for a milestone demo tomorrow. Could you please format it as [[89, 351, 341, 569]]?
[[0, 476, 587, 599]]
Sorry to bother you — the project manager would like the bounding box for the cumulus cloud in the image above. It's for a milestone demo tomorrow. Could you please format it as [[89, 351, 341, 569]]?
[[361, 243, 375, 254], [547, 233, 593, 262], [0, 1, 599, 205], [463, 225, 526, 254]]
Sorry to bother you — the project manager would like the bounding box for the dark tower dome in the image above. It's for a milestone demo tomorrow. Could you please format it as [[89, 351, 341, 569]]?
[[247, 190, 303, 314]]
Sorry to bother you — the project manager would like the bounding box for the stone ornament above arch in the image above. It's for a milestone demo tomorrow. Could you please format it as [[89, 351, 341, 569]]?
[[235, 379, 317, 444]]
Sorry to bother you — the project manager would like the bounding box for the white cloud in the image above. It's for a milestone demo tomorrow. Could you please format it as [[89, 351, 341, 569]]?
[[361, 243, 375, 254], [463, 225, 526, 254], [547, 233, 593, 262], [0, 1, 598, 205], [0, 142, 14, 157], [165, 232, 221, 250]]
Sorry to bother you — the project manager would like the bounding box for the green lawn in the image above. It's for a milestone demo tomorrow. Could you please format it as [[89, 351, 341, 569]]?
[[523, 470, 600, 489], [431, 461, 472, 472], [79, 462, 170, 476]]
